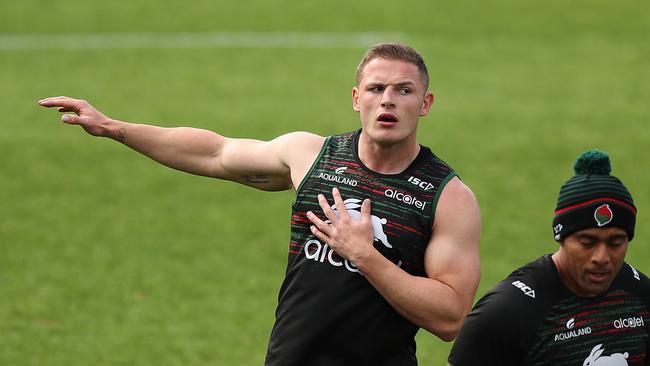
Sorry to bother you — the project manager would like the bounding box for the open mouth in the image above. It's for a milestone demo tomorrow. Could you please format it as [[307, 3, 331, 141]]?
[[377, 113, 398, 123], [587, 271, 610, 283]]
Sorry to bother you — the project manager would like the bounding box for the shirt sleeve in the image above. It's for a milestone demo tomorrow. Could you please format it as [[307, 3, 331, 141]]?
[[448, 285, 528, 366]]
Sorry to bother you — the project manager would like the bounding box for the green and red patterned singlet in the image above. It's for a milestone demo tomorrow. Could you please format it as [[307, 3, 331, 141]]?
[[265, 130, 457, 366]]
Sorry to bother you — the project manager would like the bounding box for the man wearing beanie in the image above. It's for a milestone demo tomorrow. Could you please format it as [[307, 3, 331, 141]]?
[[448, 150, 650, 366]]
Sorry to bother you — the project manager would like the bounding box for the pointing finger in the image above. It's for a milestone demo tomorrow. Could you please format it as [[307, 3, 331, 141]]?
[[38, 96, 82, 109], [38, 96, 68, 107]]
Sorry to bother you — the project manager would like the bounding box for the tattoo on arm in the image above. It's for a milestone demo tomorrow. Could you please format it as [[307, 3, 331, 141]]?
[[241, 175, 271, 184], [117, 128, 126, 143]]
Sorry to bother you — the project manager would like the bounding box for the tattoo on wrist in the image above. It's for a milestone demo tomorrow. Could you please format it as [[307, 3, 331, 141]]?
[[241, 175, 271, 184], [117, 128, 126, 143]]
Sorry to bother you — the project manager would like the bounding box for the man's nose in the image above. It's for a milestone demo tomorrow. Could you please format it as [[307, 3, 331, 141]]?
[[591, 243, 611, 265], [380, 89, 396, 108]]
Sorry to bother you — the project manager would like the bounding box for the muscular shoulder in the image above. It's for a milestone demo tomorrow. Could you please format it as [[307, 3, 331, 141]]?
[[272, 132, 323, 165], [274, 131, 324, 153], [432, 177, 480, 236], [439, 176, 474, 197], [274, 131, 324, 143], [438, 178, 477, 209], [273, 132, 325, 189]]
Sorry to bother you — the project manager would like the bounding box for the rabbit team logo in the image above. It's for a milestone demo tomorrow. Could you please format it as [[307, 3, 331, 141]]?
[[594, 204, 613, 227], [582, 344, 629, 366], [303, 198, 398, 274], [330, 198, 392, 249]]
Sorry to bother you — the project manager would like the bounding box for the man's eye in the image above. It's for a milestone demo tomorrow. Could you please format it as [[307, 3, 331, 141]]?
[[370, 86, 384, 92], [579, 240, 595, 247], [399, 88, 411, 95], [609, 239, 625, 248]]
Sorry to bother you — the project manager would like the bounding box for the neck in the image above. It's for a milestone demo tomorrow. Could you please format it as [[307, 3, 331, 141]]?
[[357, 131, 420, 174], [551, 251, 588, 297], [551, 251, 564, 277]]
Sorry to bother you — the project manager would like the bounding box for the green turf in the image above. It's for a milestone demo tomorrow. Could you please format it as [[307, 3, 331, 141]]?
[[1, 1, 649, 364]]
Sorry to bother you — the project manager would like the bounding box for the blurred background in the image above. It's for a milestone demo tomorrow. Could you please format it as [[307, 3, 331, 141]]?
[[1, 0, 648, 364]]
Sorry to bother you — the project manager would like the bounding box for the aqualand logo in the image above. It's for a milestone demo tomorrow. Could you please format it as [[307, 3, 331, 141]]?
[[317, 166, 358, 187], [554, 324, 592, 342], [553, 316, 593, 343], [553, 316, 592, 342], [303, 198, 399, 274], [566, 318, 575, 329]]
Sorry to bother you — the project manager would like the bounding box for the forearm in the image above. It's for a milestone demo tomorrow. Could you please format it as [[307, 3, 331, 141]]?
[[102, 119, 225, 177], [356, 252, 468, 341], [39, 96, 228, 177]]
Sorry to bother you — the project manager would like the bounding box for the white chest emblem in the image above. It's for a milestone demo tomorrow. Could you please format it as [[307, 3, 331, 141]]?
[[583, 344, 629, 366], [330, 198, 391, 248]]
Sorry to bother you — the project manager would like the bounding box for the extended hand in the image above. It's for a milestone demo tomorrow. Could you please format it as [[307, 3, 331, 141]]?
[[306, 188, 375, 266], [38, 96, 111, 137]]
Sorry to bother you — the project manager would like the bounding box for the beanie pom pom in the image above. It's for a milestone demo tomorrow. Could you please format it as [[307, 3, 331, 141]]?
[[574, 150, 611, 175]]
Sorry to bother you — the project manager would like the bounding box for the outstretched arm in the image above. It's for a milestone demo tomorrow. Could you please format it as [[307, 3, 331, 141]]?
[[38, 96, 324, 191], [307, 178, 481, 341]]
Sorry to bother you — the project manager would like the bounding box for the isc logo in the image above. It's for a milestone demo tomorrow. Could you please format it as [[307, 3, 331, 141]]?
[[407, 176, 434, 191], [512, 280, 536, 298]]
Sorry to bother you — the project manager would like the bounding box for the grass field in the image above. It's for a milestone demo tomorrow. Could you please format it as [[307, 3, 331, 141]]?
[[2, 1, 649, 364]]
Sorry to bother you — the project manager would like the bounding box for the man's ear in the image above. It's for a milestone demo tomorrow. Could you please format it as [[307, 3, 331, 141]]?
[[419, 92, 434, 116], [352, 87, 360, 112]]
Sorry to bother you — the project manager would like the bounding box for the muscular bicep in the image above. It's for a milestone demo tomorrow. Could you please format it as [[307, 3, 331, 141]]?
[[424, 177, 481, 313], [217, 138, 292, 190], [216, 132, 324, 191]]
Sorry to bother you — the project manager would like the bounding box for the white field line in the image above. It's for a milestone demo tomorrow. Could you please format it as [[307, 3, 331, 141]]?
[[0, 32, 409, 51]]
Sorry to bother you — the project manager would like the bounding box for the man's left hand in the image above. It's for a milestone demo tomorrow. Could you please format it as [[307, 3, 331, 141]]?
[[306, 188, 376, 266]]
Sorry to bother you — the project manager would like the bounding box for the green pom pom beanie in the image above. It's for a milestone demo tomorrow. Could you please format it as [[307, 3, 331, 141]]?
[[552, 150, 636, 242]]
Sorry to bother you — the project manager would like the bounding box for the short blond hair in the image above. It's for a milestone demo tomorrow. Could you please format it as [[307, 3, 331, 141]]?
[[355, 43, 429, 89]]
